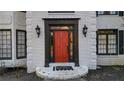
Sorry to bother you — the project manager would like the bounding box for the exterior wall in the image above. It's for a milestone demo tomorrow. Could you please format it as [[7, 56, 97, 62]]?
[[13, 12, 26, 67], [0, 11, 14, 67], [97, 15, 124, 65], [26, 11, 97, 73], [0, 11, 26, 67]]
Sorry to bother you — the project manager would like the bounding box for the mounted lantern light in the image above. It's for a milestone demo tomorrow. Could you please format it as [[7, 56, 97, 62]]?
[[35, 25, 40, 38], [82, 25, 88, 37]]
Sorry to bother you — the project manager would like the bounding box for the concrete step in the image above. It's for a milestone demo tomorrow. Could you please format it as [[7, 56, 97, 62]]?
[[36, 63, 88, 80]]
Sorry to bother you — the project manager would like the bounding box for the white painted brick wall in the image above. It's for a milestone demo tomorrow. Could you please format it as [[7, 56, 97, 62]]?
[[0, 11, 26, 67], [97, 15, 124, 65], [26, 11, 97, 73]]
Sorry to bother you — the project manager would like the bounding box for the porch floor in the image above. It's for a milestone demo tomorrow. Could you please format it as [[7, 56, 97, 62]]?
[[1, 66, 124, 81]]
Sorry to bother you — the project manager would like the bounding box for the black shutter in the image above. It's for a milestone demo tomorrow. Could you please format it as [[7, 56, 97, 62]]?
[[96, 11, 98, 17], [119, 11, 124, 16], [119, 30, 124, 54]]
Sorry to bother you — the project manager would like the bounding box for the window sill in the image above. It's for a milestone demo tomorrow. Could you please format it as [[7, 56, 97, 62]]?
[[0, 58, 12, 60], [17, 57, 27, 59]]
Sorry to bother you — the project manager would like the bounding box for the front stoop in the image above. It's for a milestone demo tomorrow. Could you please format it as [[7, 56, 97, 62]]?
[[36, 63, 88, 80]]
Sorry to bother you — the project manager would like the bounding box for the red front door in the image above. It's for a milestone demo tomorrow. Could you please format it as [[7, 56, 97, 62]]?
[[54, 31, 69, 62]]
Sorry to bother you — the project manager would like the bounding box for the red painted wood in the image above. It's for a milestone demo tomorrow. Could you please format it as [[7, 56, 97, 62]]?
[[54, 31, 69, 62]]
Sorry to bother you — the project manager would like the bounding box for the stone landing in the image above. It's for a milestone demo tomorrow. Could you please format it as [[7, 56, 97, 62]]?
[[36, 63, 88, 80]]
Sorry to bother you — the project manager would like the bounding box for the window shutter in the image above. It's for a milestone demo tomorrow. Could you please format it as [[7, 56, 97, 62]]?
[[119, 11, 123, 16], [119, 30, 124, 54], [96, 11, 98, 16]]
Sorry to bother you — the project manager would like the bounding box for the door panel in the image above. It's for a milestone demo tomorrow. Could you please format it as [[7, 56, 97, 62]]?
[[54, 31, 69, 62]]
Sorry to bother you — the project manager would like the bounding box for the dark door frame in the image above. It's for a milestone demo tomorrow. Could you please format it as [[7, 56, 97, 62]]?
[[43, 18, 79, 67]]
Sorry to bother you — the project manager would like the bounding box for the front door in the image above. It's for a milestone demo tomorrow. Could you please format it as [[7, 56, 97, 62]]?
[[44, 19, 79, 67], [54, 31, 69, 62]]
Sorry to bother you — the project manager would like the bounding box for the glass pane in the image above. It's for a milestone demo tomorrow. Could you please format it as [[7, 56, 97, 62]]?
[[70, 32, 73, 60], [0, 49, 2, 54], [98, 11, 104, 14], [110, 11, 116, 14], [18, 32, 22, 36], [20, 53, 23, 56], [0, 45, 2, 48], [7, 35, 10, 39], [18, 52, 21, 57], [21, 40, 25, 44], [0, 40, 2, 44], [18, 40, 22, 44], [108, 35, 116, 39], [18, 45, 21, 49], [21, 32, 25, 36], [0, 36, 2, 39], [3, 36, 6, 39], [6, 40, 10, 44], [3, 31, 7, 35], [99, 40, 106, 44], [18, 36, 22, 40], [50, 26, 73, 30], [51, 32, 53, 36], [3, 45, 7, 48], [0, 31, 2, 35], [7, 49, 11, 53], [50, 31, 53, 61], [22, 49, 25, 52], [6, 45, 11, 48], [108, 40, 115, 44], [104, 11, 110, 15], [3, 39, 6, 44], [3, 49, 7, 53], [0, 54, 2, 57], [7, 53, 11, 57], [21, 45, 25, 49], [108, 49, 116, 53], [3, 53, 7, 57], [108, 35, 116, 44], [98, 35, 106, 39], [98, 49, 106, 53], [18, 49, 21, 52], [6, 31, 10, 35]]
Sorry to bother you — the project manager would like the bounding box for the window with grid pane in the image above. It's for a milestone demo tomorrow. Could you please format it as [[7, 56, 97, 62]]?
[[97, 30, 118, 55], [0, 29, 12, 59], [98, 11, 118, 15], [108, 35, 116, 54], [16, 30, 26, 59], [98, 35, 107, 54]]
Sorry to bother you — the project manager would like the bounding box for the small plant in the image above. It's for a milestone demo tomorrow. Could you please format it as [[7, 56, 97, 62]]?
[[15, 67, 20, 79], [0, 62, 5, 75]]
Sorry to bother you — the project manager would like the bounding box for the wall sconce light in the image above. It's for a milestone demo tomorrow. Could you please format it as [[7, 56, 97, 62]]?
[[82, 25, 88, 37], [35, 25, 40, 38]]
